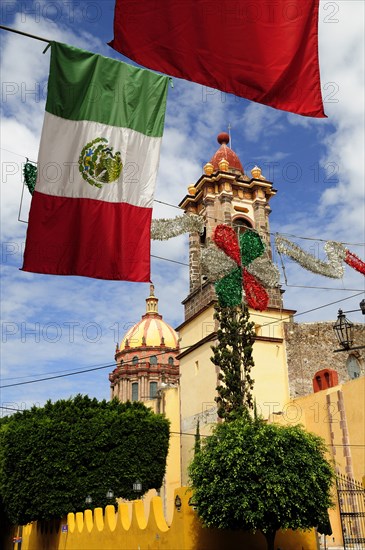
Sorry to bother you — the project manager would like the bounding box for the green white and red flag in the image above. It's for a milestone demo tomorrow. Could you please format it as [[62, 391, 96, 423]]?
[[22, 42, 169, 281]]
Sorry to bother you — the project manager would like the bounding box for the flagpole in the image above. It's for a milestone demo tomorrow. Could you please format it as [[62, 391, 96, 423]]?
[[0, 25, 51, 43]]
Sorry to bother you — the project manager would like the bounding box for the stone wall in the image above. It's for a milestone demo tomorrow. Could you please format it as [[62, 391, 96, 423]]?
[[182, 282, 217, 322], [284, 321, 365, 398]]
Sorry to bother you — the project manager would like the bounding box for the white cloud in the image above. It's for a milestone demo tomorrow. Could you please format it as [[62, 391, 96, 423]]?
[[316, 0, 365, 243], [239, 102, 285, 142], [0, 1, 364, 412]]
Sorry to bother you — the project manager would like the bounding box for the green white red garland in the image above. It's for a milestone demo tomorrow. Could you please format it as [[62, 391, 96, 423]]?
[[275, 235, 345, 278], [201, 243, 280, 289], [275, 235, 365, 278], [345, 250, 365, 275], [212, 225, 269, 310]]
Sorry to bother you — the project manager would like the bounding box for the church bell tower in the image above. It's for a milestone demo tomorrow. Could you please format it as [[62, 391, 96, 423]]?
[[179, 132, 283, 320]]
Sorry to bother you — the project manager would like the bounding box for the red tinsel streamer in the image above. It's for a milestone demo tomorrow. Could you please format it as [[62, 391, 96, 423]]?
[[345, 250, 365, 276], [242, 269, 269, 311], [213, 225, 241, 266]]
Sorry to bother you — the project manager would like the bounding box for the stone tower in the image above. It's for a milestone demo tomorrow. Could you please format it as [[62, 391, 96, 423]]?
[[179, 132, 283, 321]]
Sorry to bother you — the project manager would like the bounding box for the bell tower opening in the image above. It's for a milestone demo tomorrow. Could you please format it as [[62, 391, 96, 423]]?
[[233, 217, 253, 237]]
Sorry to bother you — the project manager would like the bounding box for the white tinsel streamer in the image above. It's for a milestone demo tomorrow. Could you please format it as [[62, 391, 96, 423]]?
[[201, 244, 280, 288], [151, 214, 204, 240], [201, 244, 237, 280], [247, 256, 280, 288], [275, 236, 346, 279]]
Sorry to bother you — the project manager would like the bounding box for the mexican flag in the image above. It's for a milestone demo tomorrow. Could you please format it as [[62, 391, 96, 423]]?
[[22, 42, 169, 281]]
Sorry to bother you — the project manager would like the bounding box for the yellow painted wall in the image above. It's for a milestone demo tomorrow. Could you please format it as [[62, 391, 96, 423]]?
[[142, 386, 181, 524], [178, 305, 293, 482], [269, 376, 365, 547], [179, 307, 216, 348], [11, 488, 319, 550]]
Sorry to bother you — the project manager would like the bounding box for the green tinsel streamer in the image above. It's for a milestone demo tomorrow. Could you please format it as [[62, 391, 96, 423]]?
[[23, 162, 37, 195], [215, 267, 242, 307], [239, 230, 265, 267]]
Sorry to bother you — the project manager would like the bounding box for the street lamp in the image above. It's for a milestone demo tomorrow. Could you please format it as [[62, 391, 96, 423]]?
[[106, 488, 114, 501], [333, 310, 354, 350], [133, 480, 142, 497], [333, 301, 365, 353], [85, 495, 92, 506]]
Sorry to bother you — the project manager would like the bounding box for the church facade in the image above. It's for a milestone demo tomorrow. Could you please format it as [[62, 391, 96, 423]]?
[[108, 133, 364, 544]]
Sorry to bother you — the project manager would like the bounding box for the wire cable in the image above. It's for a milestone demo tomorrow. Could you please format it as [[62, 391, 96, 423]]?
[[0, 407, 364, 449], [1, 291, 364, 390], [0, 343, 194, 388], [3, 148, 364, 247]]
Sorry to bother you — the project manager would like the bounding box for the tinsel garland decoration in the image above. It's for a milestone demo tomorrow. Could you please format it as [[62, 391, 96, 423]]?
[[212, 224, 269, 311], [345, 250, 365, 275], [239, 230, 265, 266], [23, 162, 37, 195], [201, 244, 237, 280], [151, 214, 204, 240], [201, 244, 280, 288], [242, 268, 269, 311], [247, 256, 280, 288], [213, 224, 241, 264], [275, 235, 345, 278], [215, 267, 243, 307]]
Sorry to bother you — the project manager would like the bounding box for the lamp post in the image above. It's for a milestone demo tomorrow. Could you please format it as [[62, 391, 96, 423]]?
[[133, 480, 142, 498], [106, 488, 114, 501], [333, 300, 365, 352]]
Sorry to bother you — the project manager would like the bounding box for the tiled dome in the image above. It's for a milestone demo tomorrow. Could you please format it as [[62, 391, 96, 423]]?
[[119, 285, 179, 350], [209, 132, 244, 173]]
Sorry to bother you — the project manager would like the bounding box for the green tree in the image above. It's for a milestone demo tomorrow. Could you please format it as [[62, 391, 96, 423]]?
[[194, 420, 201, 456], [189, 417, 335, 550], [211, 303, 255, 420], [0, 395, 170, 525]]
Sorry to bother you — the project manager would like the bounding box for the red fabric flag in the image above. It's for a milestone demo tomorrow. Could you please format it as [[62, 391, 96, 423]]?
[[109, 0, 325, 117]]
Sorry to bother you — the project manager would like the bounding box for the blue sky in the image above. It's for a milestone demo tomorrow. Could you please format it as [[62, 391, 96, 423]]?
[[1, 0, 364, 414]]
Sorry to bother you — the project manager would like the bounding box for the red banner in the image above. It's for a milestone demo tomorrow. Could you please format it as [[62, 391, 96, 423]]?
[[109, 0, 325, 117]]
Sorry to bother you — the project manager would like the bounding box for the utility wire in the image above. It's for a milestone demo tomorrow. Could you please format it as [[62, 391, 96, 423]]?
[[0, 407, 364, 450], [3, 148, 364, 248], [151, 254, 188, 267], [257, 291, 365, 330], [0, 361, 119, 381], [0, 343, 195, 388], [0, 363, 117, 388], [1, 292, 364, 389]]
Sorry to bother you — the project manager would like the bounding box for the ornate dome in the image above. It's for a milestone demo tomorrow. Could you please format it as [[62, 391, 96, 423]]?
[[209, 132, 244, 173], [119, 284, 179, 351]]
